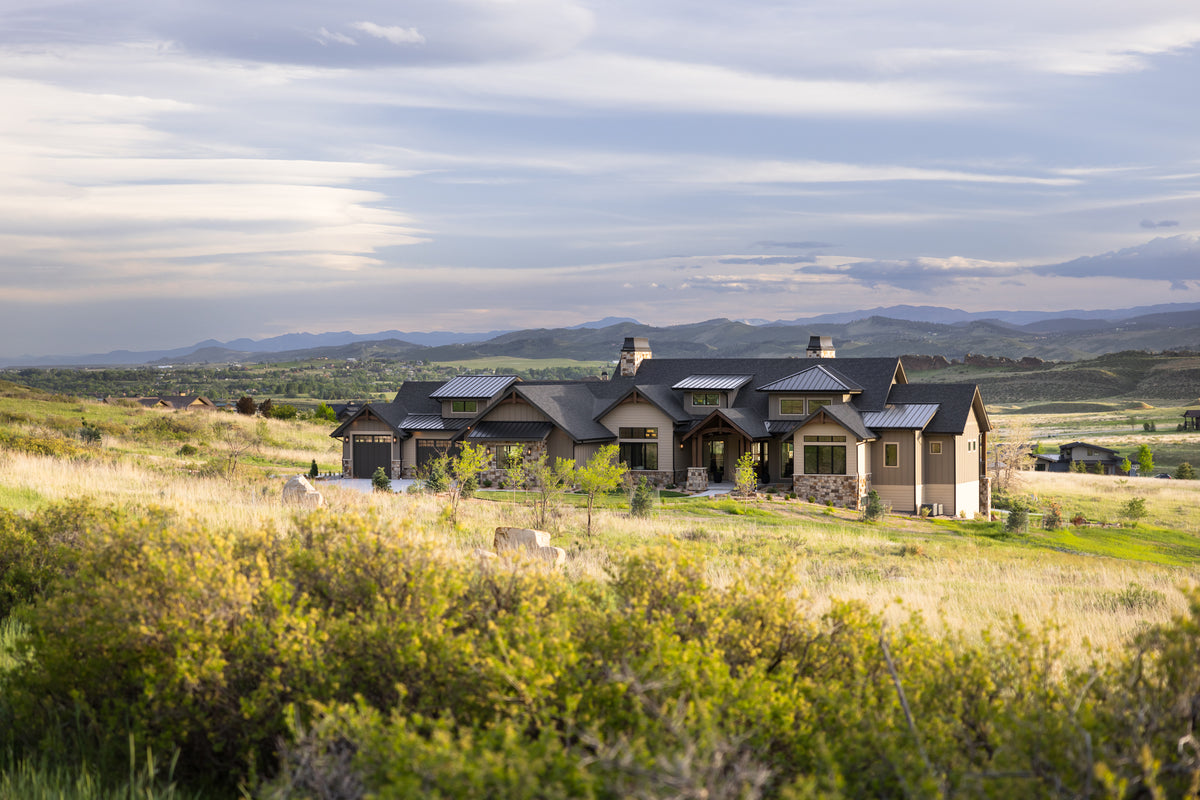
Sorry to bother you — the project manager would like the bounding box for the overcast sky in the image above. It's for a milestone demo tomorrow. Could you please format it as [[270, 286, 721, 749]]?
[[3, 0, 1200, 358]]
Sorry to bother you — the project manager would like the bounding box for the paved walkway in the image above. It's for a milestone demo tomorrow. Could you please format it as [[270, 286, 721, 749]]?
[[317, 477, 416, 494], [689, 481, 734, 498]]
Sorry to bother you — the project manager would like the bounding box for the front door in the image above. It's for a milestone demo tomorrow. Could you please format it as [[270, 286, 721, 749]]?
[[703, 437, 726, 482]]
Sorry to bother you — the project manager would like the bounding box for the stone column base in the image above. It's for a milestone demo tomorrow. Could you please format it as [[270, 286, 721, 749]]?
[[686, 467, 708, 492]]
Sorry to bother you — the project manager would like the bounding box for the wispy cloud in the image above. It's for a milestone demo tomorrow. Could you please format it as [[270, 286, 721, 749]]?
[[348, 22, 425, 45]]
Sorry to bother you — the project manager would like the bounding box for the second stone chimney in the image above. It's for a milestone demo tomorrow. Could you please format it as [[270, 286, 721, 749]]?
[[619, 337, 652, 376], [807, 335, 835, 358]]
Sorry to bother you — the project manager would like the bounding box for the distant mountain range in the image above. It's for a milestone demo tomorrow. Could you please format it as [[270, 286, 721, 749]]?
[[7, 305, 1200, 368]]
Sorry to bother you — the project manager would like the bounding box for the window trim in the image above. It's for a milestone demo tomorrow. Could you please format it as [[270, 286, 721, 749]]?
[[807, 397, 832, 413], [692, 392, 720, 407], [929, 441, 942, 455], [450, 399, 477, 414], [803, 444, 847, 475], [884, 442, 899, 468], [780, 398, 805, 415]]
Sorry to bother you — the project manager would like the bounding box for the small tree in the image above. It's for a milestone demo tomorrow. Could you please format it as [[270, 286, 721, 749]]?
[[733, 452, 757, 497], [990, 417, 1034, 493], [1175, 462, 1196, 480], [523, 454, 575, 530], [861, 490, 885, 522], [447, 443, 488, 524], [420, 453, 450, 493], [576, 444, 626, 537], [630, 476, 655, 518], [235, 396, 257, 416], [1043, 500, 1063, 530], [1120, 497, 1147, 526], [308, 459, 319, 479], [1120, 457, 1132, 475], [1136, 444, 1154, 475], [78, 420, 102, 446], [258, 398, 274, 418], [314, 402, 337, 422], [1005, 501, 1029, 534], [371, 466, 391, 493], [1070, 460, 1087, 473]]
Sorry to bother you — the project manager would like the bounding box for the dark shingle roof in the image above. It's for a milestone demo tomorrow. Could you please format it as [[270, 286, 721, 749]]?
[[886, 383, 987, 434], [807, 403, 876, 441], [512, 384, 616, 442]]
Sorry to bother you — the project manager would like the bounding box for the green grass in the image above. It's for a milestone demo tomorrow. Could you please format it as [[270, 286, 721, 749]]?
[[0, 483, 45, 512]]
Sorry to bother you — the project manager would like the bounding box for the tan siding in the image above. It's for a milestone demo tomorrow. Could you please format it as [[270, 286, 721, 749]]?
[[482, 401, 550, 423], [401, 437, 416, 466], [873, 485, 914, 513], [600, 399, 674, 472], [795, 420, 862, 475], [924, 484, 955, 509], [957, 416, 982, 484], [924, 434, 955, 484], [349, 418, 390, 434], [573, 442, 601, 468], [871, 432, 916, 486], [547, 429, 573, 462]]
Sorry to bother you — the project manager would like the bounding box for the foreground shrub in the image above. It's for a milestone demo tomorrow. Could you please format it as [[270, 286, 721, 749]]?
[[6, 510, 1200, 797]]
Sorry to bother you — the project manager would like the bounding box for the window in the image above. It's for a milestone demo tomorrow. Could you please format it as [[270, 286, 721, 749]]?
[[416, 439, 455, 466], [451, 400, 477, 413], [780, 399, 805, 415], [803, 435, 846, 442], [693, 392, 720, 407], [619, 427, 657, 439], [782, 442, 794, 477], [808, 398, 832, 413], [619, 442, 658, 470], [968, 441, 977, 452], [494, 444, 523, 468], [354, 435, 391, 443], [929, 441, 942, 455], [804, 445, 846, 474], [884, 443, 899, 467]]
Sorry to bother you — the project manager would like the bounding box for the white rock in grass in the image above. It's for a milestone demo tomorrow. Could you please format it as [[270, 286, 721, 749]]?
[[282, 475, 325, 508]]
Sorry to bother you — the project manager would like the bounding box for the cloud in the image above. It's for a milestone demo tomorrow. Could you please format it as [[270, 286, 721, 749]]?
[[349, 21, 425, 45], [1034, 235, 1200, 289], [798, 256, 1024, 291], [1140, 218, 1180, 229], [719, 255, 817, 265]]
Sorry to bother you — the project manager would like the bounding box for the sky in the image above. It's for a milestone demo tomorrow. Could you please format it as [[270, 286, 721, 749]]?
[[3, 0, 1200, 358]]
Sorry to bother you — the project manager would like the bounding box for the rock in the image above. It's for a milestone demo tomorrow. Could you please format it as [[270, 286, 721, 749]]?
[[493, 527, 552, 551], [492, 527, 564, 565], [282, 475, 325, 508]]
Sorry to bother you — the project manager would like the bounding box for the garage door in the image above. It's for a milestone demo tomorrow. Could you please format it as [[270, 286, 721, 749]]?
[[353, 435, 391, 478]]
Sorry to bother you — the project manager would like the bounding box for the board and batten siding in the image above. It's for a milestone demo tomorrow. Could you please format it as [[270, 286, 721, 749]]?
[[572, 442, 602, 468], [870, 431, 920, 512], [600, 399, 674, 473], [957, 415, 982, 484], [481, 399, 551, 423]]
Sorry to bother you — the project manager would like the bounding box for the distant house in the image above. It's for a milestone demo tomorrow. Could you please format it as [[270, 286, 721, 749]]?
[[125, 395, 216, 411], [1183, 409, 1200, 431], [331, 336, 993, 517], [333, 401, 365, 421], [1033, 441, 1124, 474]]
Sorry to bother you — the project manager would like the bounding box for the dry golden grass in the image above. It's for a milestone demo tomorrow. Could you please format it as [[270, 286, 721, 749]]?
[[3, 444, 1198, 665]]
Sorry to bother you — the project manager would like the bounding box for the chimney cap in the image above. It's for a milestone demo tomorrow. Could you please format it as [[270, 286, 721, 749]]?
[[621, 337, 651, 351]]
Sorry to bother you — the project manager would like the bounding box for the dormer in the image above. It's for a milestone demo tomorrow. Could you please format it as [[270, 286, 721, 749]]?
[[429, 375, 519, 417], [757, 365, 862, 418], [671, 375, 754, 413]]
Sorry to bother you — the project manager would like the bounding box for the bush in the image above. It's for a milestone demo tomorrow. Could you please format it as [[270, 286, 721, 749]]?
[[861, 490, 885, 522], [419, 453, 450, 493], [235, 396, 257, 416], [313, 402, 337, 422], [176, 443, 200, 457], [371, 467, 391, 493], [630, 476, 654, 517], [1120, 497, 1147, 526], [1043, 500, 1064, 530], [1005, 502, 1029, 534], [267, 404, 298, 420], [1175, 462, 1196, 480], [308, 459, 319, 479]]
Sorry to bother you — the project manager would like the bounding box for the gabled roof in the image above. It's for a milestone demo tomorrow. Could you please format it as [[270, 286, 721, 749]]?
[[886, 383, 991, 434], [330, 402, 410, 438], [804, 403, 876, 441], [671, 374, 754, 391], [464, 421, 554, 441], [429, 375, 518, 399], [756, 364, 863, 394], [681, 408, 767, 441], [511, 384, 616, 443], [593, 384, 690, 425], [861, 404, 940, 430], [1058, 441, 1121, 456]]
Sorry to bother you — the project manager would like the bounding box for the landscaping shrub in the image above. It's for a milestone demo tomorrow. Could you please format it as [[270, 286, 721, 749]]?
[[1176, 461, 1196, 480], [1004, 501, 1029, 534], [308, 459, 319, 479], [861, 489, 885, 522], [1120, 497, 1148, 526], [371, 467, 391, 493], [629, 476, 654, 517]]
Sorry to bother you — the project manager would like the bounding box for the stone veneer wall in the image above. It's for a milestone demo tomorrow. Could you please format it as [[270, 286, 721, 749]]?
[[792, 473, 869, 510], [477, 441, 549, 486], [979, 475, 992, 519], [625, 470, 676, 489]]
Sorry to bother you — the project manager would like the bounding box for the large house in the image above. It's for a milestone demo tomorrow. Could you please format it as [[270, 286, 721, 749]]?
[[331, 337, 992, 517], [1032, 441, 1125, 475]]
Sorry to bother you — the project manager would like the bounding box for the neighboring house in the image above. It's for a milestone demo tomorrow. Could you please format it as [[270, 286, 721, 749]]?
[[332, 401, 365, 421], [1183, 409, 1200, 431], [331, 336, 993, 517], [1033, 441, 1125, 474], [127, 395, 216, 411]]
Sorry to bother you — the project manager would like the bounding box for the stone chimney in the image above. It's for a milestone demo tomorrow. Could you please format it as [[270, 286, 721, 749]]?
[[619, 337, 651, 376], [807, 335, 835, 358]]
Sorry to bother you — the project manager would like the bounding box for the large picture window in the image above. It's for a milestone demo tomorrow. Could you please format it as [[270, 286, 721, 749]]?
[[619, 442, 658, 470], [804, 445, 846, 475]]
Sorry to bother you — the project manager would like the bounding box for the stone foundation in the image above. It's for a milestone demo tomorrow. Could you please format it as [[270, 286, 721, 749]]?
[[979, 475, 992, 519], [625, 470, 675, 489], [792, 473, 868, 510], [342, 458, 352, 477]]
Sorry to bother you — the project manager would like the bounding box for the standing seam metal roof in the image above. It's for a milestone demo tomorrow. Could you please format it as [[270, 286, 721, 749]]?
[[671, 374, 754, 390], [755, 364, 863, 393], [861, 404, 940, 429], [429, 375, 518, 399]]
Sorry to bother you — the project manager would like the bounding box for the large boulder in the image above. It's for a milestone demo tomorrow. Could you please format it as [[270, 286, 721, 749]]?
[[493, 527, 565, 566], [282, 475, 325, 508]]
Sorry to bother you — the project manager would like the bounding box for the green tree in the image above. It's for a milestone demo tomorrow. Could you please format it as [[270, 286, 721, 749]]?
[[1136, 443, 1154, 475], [235, 396, 257, 416], [1120, 497, 1147, 526], [523, 454, 576, 530], [314, 402, 337, 422], [258, 398, 274, 417], [861, 489, 885, 522], [630, 476, 655, 518], [733, 451, 757, 497], [576, 444, 626, 537], [1070, 459, 1087, 473], [371, 466, 391, 493], [1120, 457, 1132, 474], [1175, 462, 1195, 480], [447, 443, 488, 524], [308, 459, 319, 479], [1005, 500, 1029, 534]]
